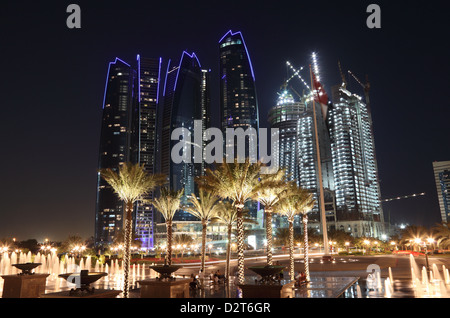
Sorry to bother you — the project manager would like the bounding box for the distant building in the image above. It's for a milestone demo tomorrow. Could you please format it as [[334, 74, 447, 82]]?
[[269, 88, 336, 233], [219, 30, 260, 220], [95, 58, 138, 248], [134, 56, 162, 250], [433, 161, 450, 223], [95, 56, 161, 250], [328, 85, 384, 238], [160, 51, 209, 222], [219, 30, 259, 163], [268, 90, 304, 182]]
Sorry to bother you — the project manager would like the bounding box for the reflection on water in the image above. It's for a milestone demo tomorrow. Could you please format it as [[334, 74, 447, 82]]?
[[1, 252, 449, 298]]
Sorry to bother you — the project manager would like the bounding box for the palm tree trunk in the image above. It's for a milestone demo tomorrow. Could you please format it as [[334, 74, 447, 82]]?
[[288, 217, 294, 281], [225, 223, 232, 280], [265, 208, 273, 265], [123, 201, 133, 298], [303, 214, 310, 281], [236, 206, 245, 284], [166, 220, 173, 265], [201, 220, 207, 273]]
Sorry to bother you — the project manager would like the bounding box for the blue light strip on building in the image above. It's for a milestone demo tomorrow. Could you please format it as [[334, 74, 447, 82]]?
[[156, 57, 162, 104], [173, 51, 202, 92], [218, 30, 255, 81], [102, 57, 131, 109], [163, 59, 171, 97]]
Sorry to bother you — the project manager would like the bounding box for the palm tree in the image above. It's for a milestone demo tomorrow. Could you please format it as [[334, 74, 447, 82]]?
[[185, 189, 220, 273], [432, 222, 450, 249], [253, 168, 291, 265], [99, 163, 164, 298], [151, 187, 184, 265], [173, 234, 194, 260], [276, 185, 315, 281], [213, 200, 237, 280], [198, 158, 262, 284], [400, 225, 429, 251]]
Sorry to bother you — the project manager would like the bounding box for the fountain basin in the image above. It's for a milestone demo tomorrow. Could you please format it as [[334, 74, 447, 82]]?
[[248, 265, 285, 283], [58, 271, 107, 286], [150, 265, 182, 279], [58, 271, 107, 296], [12, 263, 41, 275]]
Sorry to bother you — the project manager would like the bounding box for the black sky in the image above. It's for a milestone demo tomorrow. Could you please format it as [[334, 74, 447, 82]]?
[[0, 0, 449, 241]]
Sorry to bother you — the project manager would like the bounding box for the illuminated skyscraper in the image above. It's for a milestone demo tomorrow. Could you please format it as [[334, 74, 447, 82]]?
[[219, 30, 259, 162], [328, 85, 384, 237], [269, 89, 335, 229], [134, 56, 162, 249], [268, 90, 304, 183], [95, 58, 138, 247], [219, 30, 259, 219], [95, 56, 161, 249], [160, 51, 209, 221], [433, 161, 450, 223]]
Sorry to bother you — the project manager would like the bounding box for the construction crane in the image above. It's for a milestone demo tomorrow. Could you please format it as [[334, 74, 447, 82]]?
[[286, 61, 311, 91], [338, 61, 347, 88], [382, 192, 426, 203], [348, 70, 371, 108]]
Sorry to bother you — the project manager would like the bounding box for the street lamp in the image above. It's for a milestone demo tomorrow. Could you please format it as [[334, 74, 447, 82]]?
[[390, 241, 397, 251], [424, 237, 435, 273], [345, 242, 350, 253], [363, 240, 370, 254], [208, 244, 213, 257]]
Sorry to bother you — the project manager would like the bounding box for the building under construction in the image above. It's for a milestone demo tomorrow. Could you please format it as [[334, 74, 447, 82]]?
[[269, 57, 385, 238]]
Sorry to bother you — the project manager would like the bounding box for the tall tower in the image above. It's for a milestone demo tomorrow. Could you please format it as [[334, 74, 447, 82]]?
[[160, 51, 206, 221], [328, 85, 384, 237], [433, 161, 450, 223], [95, 58, 138, 247], [134, 56, 162, 249], [95, 56, 160, 250], [268, 89, 305, 183], [219, 30, 259, 163], [219, 30, 259, 219]]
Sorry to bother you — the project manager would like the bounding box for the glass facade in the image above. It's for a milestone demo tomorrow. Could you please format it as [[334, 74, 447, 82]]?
[[160, 52, 209, 221], [433, 161, 450, 223], [219, 30, 260, 220], [219, 30, 259, 163], [134, 56, 161, 249], [95, 56, 160, 249], [328, 85, 384, 237], [95, 58, 138, 247]]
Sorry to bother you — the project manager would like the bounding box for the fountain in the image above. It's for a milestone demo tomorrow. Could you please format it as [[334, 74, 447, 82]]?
[[384, 277, 393, 297], [1, 262, 49, 298], [237, 265, 294, 298], [12, 263, 41, 275], [58, 270, 107, 296], [138, 264, 189, 298], [247, 265, 286, 284], [149, 264, 183, 280]]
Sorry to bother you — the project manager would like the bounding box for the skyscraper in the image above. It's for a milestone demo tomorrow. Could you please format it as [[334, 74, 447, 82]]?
[[433, 161, 450, 223], [268, 90, 304, 182], [95, 56, 160, 249], [219, 30, 260, 219], [219, 30, 259, 163], [160, 51, 208, 221], [269, 88, 336, 229], [328, 85, 384, 237], [134, 56, 162, 249], [95, 58, 138, 247]]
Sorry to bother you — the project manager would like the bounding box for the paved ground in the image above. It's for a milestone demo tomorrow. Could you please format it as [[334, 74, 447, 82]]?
[[145, 254, 450, 298]]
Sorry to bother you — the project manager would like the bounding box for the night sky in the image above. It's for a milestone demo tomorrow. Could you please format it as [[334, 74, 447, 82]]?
[[1, 0, 449, 241]]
